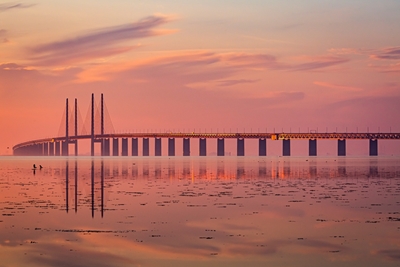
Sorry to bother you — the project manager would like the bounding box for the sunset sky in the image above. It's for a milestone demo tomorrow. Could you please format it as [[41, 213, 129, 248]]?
[[1, 1, 400, 155]]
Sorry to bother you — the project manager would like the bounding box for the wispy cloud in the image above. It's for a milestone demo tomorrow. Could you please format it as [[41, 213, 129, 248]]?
[[216, 79, 259, 87], [328, 48, 370, 56], [370, 46, 400, 60], [328, 46, 400, 75], [289, 56, 349, 71], [0, 2, 34, 12], [369, 62, 400, 74], [0, 29, 8, 43], [329, 46, 400, 60], [314, 81, 363, 92], [0, 63, 26, 70], [30, 15, 176, 66]]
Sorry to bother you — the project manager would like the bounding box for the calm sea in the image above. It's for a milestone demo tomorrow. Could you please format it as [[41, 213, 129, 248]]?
[[1, 156, 400, 267]]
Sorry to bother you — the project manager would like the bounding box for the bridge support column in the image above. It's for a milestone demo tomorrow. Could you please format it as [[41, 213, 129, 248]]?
[[168, 138, 175, 156], [282, 139, 290, 156], [32, 144, 39, 156], [338, 139, 346, 156], [49, 142, 54, 156], [74, 140, 78, 156], [113, 138, 119, 156], [27, 145, 33, 156], [38, 144, 44, 156], [143, 138, 149, 156], [183, 138, 190, 156], [237, 138, 244, 156], [30, 145, 35, 156], [55, 142, 61, 156], [122, 138, 128, 156], [62, 141, 68, 156], [103, 139, 110, 156], [132, 138, 138, 156], [199, 138, 207, 156], [155, 138, 162, 156], [259, 138, 267, 156], [309, 139, 317, 156], [217, 138, 225, 156], [369, 139, 378, 156], [43, 142, 49, 156]]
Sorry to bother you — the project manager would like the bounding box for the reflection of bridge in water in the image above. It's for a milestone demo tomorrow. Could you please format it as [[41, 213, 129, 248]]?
[[63, 158, 399, 217], [64, 160, 105, 218], [14, 94, 400, 157]]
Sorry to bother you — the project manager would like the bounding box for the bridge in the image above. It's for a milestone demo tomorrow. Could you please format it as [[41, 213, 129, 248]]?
[[13, 94, 400, 157]]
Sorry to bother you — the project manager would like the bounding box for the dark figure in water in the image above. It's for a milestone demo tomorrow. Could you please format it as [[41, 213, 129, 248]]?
[[40, 165, 43, 169], [33, 164, 37, 169]]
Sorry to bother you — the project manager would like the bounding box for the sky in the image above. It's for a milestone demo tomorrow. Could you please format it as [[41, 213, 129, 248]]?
[[1, 0, 400, 155]]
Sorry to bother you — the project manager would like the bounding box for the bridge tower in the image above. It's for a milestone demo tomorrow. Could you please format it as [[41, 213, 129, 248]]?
[[61, 97, 79, 156], [91, 93, 106, 156], [101, 93, 105, 156], [74, 98, 78, 156], [91, 93, 95, 156], [62, 98, 69, 156]]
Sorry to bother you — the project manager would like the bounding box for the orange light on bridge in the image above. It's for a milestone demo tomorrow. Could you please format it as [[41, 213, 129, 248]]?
[[271, 134, 278, 140]]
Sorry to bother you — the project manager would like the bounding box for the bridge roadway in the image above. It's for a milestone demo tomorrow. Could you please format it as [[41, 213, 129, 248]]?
[[12, 132, 400, 157]]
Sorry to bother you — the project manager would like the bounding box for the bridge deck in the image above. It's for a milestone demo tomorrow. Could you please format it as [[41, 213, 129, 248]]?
[[12, 132, 400, 150]]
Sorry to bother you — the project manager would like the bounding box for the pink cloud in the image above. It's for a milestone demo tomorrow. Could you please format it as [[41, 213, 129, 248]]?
[[369, 62, 400, 74], [289, 56, 349, 71], [0, 2, 34, 12], [370, 46, 400, 60], [0, 29, 8, 43], [313, 81, 363, 92], [30, 15, 176, 66], [79, 51, 350, 85], [216, 79, 259, 87]]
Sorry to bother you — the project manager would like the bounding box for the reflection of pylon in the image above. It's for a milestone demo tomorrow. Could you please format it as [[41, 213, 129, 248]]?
[[64, 160, 105, 217]]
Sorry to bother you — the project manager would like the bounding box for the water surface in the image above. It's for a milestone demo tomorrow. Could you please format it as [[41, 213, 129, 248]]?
[[1, 156, 400, 266]]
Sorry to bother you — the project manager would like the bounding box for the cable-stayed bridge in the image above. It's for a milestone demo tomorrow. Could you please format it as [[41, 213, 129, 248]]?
[[13, 94, 400, 156]]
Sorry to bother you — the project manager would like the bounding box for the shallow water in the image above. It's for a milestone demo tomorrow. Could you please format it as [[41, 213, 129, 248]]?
[[1, 156, 400, 267]]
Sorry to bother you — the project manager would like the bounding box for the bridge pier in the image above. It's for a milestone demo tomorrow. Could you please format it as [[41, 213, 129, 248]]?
[[338, 139, 346, 156], [199, 138, 207, 156], [30, 144, 41, 156], [143, 138, 149, 156], [155, 138, 162, 156], [40, 144, 45, 155], [74, 140, 78, 156], [62, 141, 68, 156], [49, 142, 54, 156], [131, 138, 138, 156], [43, 142, 49, 156], [103, 139, 110, 156], [27, 145, 34, 156], [55, 142, 61, 156], [113, 138, 119, 156], [309, 139, 317, 156], [369, 139, 378, 156], [237, 138, 245, 156], [168, 138, 175, 156], [217, 138, 225, 156], [122, 138, 128, 156], [183, 138, 190, 156], [259, 138, 267, 156], [282, 139, 291, 156]]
